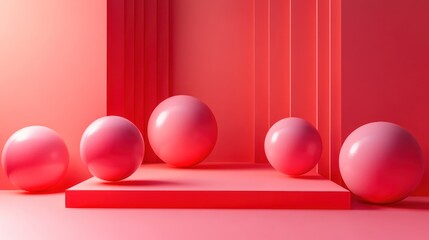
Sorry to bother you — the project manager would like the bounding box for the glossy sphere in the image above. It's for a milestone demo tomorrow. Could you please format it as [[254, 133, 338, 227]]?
[[340, 122, 424, 204], [1, 126, 69, 192], [264, 118, 322, 176], [148, 95, 218, 167], [80, 116, 144, 181]]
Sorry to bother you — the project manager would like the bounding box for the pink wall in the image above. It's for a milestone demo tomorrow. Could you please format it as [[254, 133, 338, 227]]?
[[0, 0, 106, 190], [169, 0, 255, 163], [340, 0, 429, 195], [108, 0, 325, 169]]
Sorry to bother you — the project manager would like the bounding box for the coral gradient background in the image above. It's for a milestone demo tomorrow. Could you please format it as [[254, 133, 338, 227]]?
[[0, 0, 106, 190]]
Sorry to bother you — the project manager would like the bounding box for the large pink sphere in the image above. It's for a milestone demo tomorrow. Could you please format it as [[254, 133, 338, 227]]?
[[80, 116, 144, 181], [1, 126, 69, 192], [340, 122, 425, 204], [148, 95, 217, 167], [264, 117, 322, 176]]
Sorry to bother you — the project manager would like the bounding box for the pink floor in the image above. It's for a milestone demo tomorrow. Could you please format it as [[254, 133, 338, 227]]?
[[1, 191, 428, 240]]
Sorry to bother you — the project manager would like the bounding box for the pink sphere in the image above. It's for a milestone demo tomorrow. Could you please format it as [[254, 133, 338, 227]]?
[[264, 117, 322, 176], [80, 116, 144, 181], [148, 95, 217, 167], [1, 126, 69, 192], [340, 122, 425, 204]]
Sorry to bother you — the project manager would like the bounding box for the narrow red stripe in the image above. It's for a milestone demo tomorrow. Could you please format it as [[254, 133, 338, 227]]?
[[254, 0, 269, 163], [124, 0, 135, 122], [107, 0, 125, 117]]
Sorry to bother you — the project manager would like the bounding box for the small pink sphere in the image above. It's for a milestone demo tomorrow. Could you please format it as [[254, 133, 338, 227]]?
[[340, 122, 425, 204], [1, 126, 69, 192], [80, 116, 144, 181], [148, 95, 217, 167], [264, 117, 322, 176]]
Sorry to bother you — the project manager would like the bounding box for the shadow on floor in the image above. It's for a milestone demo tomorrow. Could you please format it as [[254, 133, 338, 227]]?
[[386, 199, 429, 210], [99, 179, 181, 186], [352, 197, 429, 210], [18, 188, 66, 195], [190, 163, 266, 170], [286, 175, 324, 180]]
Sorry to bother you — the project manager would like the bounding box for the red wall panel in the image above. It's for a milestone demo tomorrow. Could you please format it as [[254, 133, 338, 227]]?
[[340, 0, 429, 194], [290, 0, 317, 126], [269, 0, 291, 126], [316, 0, 331, 178], [169, 0, 255, 162], [107, 0, 125, 117], [330, 0, 342, 183], [254, 0, 269, 163]]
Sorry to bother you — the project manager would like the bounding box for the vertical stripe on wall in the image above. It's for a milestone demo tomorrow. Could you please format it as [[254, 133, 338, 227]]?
[[269, 0, 291, 125], [317, 0, 331, 178], [290, 0, 317, 126], [107, 0, 125, 117], [330, 0, 342, 184], [254, 0, 269, 163]]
